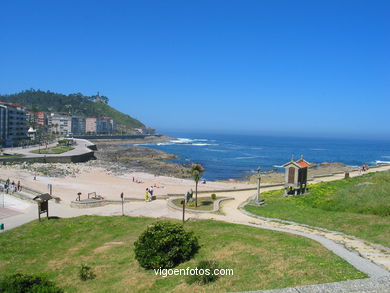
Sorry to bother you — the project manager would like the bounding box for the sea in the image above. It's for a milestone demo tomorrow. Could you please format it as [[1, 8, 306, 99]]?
[[135, 131, 390, 181]]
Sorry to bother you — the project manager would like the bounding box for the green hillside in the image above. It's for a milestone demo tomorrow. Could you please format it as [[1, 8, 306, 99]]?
[[0, 89, 145, 129]]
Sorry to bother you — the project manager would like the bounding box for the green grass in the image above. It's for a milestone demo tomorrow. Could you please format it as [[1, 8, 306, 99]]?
[[172, 197, 220, 211], [245, 171, 390, 247], [0, 216, 366, 292], [31, 145, 74, 154]]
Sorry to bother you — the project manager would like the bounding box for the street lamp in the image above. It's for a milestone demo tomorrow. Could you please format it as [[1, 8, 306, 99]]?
[[256, 167, 261, 204], [120, 192, 124, 216]]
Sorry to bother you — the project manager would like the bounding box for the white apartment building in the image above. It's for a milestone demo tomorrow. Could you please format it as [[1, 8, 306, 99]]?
[[48, 113, 72, 135], [0, 102, 29, 147]]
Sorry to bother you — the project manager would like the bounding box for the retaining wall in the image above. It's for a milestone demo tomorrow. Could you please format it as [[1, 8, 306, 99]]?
[[0, 151, 95, 164], [74, 134, 162, 140]]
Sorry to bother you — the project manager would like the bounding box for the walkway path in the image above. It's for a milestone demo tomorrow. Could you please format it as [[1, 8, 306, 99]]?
[[9, 138, 95, 158], [1, 164, 390, 291]]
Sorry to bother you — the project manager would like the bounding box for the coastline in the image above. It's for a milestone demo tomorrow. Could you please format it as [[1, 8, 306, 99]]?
[[0, 163, 255, 204], [90, 135, 192, 178], [0, 135, 387, 205]]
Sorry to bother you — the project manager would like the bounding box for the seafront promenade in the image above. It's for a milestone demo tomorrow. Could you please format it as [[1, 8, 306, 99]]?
[[0, 138, 96, 163], [1, 162, 390, 292]]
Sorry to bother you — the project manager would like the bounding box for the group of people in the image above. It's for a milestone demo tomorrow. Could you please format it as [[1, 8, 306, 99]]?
[[132, 177, 144, 184], [359, 164, 369, 174], [1, 178, 22, 194], [145, 187, 155, 202]]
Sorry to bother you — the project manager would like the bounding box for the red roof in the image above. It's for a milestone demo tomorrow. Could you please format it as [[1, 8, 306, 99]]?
[[0, 101, 23, 108], [296, 159, 309, 168]]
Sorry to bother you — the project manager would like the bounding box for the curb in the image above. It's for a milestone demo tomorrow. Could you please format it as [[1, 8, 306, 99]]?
[[167, 197, 234, 213]]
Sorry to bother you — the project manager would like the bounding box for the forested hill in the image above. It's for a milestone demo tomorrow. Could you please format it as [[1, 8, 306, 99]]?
[[0, 89, 145, 129]]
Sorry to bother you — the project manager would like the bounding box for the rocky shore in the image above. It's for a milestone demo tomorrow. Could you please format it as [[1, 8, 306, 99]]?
[[89, 136, 192, 178], [2, 135, 362, 184]]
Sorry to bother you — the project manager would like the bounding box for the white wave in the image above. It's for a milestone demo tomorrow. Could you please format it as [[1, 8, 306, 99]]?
[[171, 138, 193, 144], [376, 160, 390, 165], [310, 148, 327, 151], [250, 147, 263, 150], [234, 155, 266, 160], [205, 148, 227, 152], [382, 156, 390, 159], [273, 165, 284, 168], [191, 143, 218, 146], [168, 137, 210, 144], [193, 139, 208, 142]]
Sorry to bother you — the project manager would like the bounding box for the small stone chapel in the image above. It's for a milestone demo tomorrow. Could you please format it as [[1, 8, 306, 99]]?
[[283, 155, 309, 195]]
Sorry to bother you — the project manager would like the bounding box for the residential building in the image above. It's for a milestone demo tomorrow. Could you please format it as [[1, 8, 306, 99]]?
[[0, 102, 29, 147], [86, 116, 116, 134], [36, 112, 47, 126], [71, 117, 86, 134], [48, 113, 72, 135], [27, 111, 47, 128], [85, 117, 97, 134], [109, 118, 117, 133]]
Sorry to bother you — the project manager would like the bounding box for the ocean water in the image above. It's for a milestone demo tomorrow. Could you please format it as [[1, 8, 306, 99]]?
[[136, 132, 390, 181]]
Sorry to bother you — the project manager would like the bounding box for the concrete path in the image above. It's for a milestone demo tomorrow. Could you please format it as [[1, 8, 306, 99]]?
[[245, 276, 390, 293], [9, 138, 94, 158], [1, 164, 390, 292]]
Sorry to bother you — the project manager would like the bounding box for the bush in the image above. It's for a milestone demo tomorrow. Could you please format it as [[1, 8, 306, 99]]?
[[134, 221, 200, 269], [186, 260, 220, 285], [79, 264, 96, 281], [0, 273, 63, 293], [211, 193, 217, 201]]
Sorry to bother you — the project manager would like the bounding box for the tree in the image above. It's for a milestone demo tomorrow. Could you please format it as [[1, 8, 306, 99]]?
[[191, 163, 204, 207], [0, 273, 63, 293], [134, 221, 199, 269]]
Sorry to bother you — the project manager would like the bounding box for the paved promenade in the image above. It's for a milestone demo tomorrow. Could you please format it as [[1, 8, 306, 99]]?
[[8, 138, 95, 158], [1, 164, 390, 292]]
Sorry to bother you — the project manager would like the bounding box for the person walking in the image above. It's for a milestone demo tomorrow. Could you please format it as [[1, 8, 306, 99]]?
[[145, 188, 149, 202], [149, 186, 154, 200]]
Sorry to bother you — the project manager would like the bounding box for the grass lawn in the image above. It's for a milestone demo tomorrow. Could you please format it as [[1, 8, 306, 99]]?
[[31, 145, 75, 154], [245, 171, 390, 248], [172, 197, 221, 211], [0, 216, 366, 292]]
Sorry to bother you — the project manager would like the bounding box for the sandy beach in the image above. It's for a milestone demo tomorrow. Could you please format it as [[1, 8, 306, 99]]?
[[0, 163, 256, 204]]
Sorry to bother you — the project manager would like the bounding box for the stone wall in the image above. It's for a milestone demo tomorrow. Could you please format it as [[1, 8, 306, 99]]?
[[0, 151, 95, 164]]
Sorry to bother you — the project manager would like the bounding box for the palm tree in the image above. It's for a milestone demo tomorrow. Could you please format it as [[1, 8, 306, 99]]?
[[191, 163, 204, 207]]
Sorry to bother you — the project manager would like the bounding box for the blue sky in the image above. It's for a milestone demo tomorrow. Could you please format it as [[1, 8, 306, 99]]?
[[1, 0, 389, 138]]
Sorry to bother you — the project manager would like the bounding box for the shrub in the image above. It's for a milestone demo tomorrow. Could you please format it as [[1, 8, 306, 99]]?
[[211, 193, 217, 200], [0, 273, 63, 293], [186, 260, 220, 285], [79, 264, 96, 281], [134, 221, 200, 269]]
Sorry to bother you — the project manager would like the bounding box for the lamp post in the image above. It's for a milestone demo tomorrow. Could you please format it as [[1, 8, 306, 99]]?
[[120, 192, 124, 216], [181, 197, 185, 224], [256, 167, 261, 203]]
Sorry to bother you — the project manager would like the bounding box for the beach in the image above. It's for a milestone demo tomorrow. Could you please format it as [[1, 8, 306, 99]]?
[[0, 137, 372, 204], [0, 163, 255, 204]]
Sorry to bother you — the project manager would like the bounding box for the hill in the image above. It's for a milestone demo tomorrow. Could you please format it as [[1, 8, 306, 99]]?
[[0, 89, 145, 129]]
